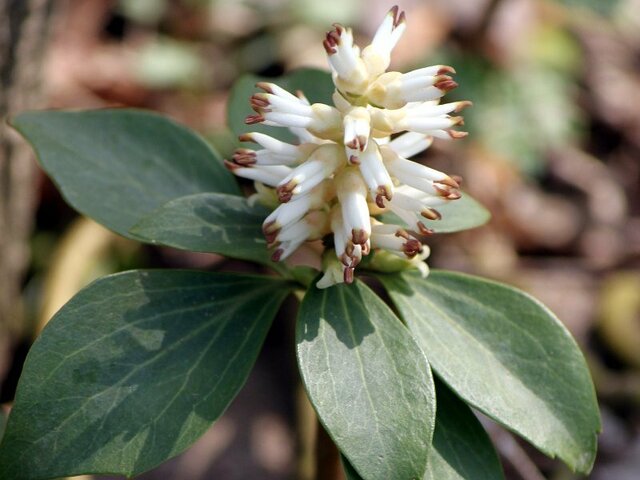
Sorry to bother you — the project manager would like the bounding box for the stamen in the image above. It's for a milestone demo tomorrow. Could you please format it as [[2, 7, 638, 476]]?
[[434, 78, 459, 92], [271, 248, 284, 262], [448, 130, 468, 139], [454, 100, 473, 112], [255, 82, 274, 94], [344, 266, 355, 284], [277, 181, 296, 203], [420, 208, 442, 221], [375, 185, 392, 208], [436, 176, 460, 189], [245, 114, 264, 125], [223, 159, 238, 171], [352, 228, 369, 245], [232, 149, 257, 166], [262, 220, 279, 235], [417, 222, 434, 235], [437, 65, 456, 75], [402, 238, 422, 258], [264, 230, 278, 245], [250, 94, 270, 111]]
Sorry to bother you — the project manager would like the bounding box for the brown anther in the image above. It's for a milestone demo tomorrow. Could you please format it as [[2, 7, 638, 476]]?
[[446, 191, 462, 200], [396, 10, 406, 27], [437, 66, 456, 75], [438, 176, 460, 189], [448, 130, 468, 139], [375, 185, 392, 208], [433, 184, 454, 198], [345, 242, 355, 257], [433, 74, 451, 84], [450, 116, 464, 126], [341, 247, 360, 268], [402, 239, 422, 258], [332, 23, 344, 35], [262, 220, 280, 235], [245, 114, 265, 125], [433, 186, 461, 200], [232, 149, 257, 166], [388, 6, 405, 28], [276, 188, 294, 203], [362, 242, 371, 255], [238, 133, 253, 143], [394, 229, 410, 240], [434, 79, 459, 92], [356, 135, 368, 151], [455, 101, 473, 112], [224, 159, 239, 171], [255, 82, 273, 93], [323, 39, 337, 55], [352, 228, 369, 245], [451, 174, 463, 185], [344, 266, 355, 284], [264, 231, 278, 245], [250, 94, 270, 112], [328, 30, 341, 44], [348, 155, 360, 165], [271, 248, 284, 262], [345, 138, 359, 150], [417, 222, 434, 235], [421, 208, 442, 221]]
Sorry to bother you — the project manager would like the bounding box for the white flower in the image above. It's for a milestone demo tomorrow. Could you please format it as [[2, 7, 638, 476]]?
[[228, 6, 470, 288]]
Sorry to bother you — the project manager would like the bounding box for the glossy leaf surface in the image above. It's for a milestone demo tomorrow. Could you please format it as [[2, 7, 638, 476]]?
[[425, 381, 504, 480], [379, 270, 601, 473], [0, 270, 290, 479], [12, 109, 239, 239], [297, 280, 435, 480], [131, 193, 270, 264], [341, 381, 504, 480]]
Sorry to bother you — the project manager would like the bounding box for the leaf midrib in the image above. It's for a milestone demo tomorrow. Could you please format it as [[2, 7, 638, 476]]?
[[9, 282, 280, 473]]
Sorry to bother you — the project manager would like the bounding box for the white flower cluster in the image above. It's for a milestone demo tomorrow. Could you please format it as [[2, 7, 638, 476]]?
[[227, 6, 469, 288]]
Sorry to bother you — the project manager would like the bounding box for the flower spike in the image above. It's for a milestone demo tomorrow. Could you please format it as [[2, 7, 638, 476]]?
[[228, 7, 470, 287]]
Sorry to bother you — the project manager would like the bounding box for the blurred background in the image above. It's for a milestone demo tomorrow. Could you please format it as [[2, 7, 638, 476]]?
[[1, 0, 639, 479]]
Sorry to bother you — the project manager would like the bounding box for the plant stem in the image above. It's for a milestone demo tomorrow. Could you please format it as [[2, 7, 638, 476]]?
[[315, 419, 344, 480], [296, 385, 317, 480]]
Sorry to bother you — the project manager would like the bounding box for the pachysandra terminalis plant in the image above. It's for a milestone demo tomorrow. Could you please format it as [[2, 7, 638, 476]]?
[[0, 6, 600, 480]]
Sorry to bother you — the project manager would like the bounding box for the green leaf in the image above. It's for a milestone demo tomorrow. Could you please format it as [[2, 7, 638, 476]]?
[[227, 68, 334, 144], [378, 192, 490, 234], [341, 380, 504, 480], [342, 454, 363, 480], [12, 109, 240, 239], [379, 270, 601, 474], [297, 280, 435, 480], [425, 380, 504, 480], [0, 270, 291, 479], [131, 193, 271, 265]]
